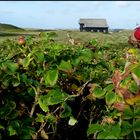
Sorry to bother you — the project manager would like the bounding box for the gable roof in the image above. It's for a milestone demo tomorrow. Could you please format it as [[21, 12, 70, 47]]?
[[79, 18, 108, 28]]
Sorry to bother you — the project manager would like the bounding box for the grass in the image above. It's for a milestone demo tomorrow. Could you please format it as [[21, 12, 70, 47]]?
[[0, 23, 133, 47]]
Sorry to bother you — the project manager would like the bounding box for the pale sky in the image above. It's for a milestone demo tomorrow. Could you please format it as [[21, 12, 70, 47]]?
[[0, 1, 140, 29]]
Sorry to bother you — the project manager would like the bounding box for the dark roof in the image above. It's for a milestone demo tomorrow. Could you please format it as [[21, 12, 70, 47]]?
[[79, 18, 108, 28]]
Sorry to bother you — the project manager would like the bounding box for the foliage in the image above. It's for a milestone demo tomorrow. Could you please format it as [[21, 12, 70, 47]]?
[[0, 31, 139, 139]]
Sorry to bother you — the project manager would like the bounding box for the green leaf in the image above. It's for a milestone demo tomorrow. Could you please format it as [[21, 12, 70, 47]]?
[[35, 113, 46, 123], [116, 95, 125, 103], [58, 60, 72, 72], [129, 81, 138, 94], [8, 126, 17, 136], [109, 124, 121, 138], [0, 106, 11, 118], [133, 119, 140, 131], [46, 114, 57, 124], [93, 87, 106, 98], [121, 121, 132, 136], [7, 62, 18, 73], [68, 116, 77, 126], [104, 135, 117, 139], [134, 107, 140, 118], [6, 110, 19, 120], [46, 89, 68, 105], [79, 48, 93, 63], [97, 131, 108, 139], [22, 55, 33, 68], [89, 39, 97, 46], [12, 78, 20, 87], [21, 126, 35, 139], [126, 63, 139, 73], [2, 78, 10, 87], [104, 84, 114, 92], [123, 106, 133, 120], [87, 124, 103, 136], [72, 57, 81, 66], [8, 100, 16, 110], [35, 52, 44, 62], [60, 102, 72, 118], [132, 67, 140, 79], [105, 92, 116, 105], [38, 95, 49, 112], [0, 124, 4, 130], [45, 70, 58, 86], [120, 76, 131, 88]]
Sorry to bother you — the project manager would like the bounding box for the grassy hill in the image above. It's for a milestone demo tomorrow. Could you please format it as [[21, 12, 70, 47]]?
[[0, 23, 25, 32], [0, 23, 39, 40]]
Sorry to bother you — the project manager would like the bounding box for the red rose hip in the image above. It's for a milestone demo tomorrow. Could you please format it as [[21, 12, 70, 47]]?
[[18, 36, 25, 45], [134, 27, 140, 40]]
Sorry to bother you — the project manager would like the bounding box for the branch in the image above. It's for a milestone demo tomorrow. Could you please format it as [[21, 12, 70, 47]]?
[[30, 86, 40, 118]]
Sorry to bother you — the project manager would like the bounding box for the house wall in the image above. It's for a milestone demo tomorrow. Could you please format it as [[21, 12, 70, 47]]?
[[79, 24, 108, 33]]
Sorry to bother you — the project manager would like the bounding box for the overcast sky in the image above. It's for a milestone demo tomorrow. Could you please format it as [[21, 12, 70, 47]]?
[[0, 1, 140, 29]]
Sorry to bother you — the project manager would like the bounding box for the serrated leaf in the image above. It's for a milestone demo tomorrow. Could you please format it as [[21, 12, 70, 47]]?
[[45, 70, 58, 86], [38, 95, 49, 112], [93, 87, 106, 98], [68, 116, 77, 126], [105, 92, 116, 105], [87, 124, 103, 136]]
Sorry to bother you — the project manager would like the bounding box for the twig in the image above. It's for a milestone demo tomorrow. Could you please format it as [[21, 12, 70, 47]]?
[[78, 79, 92, 95], [30, 86, 40, 118], [30, 78, 44, 118]]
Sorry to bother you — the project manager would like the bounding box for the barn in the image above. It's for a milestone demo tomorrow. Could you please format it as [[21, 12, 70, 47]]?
[[79, 18, 109, 33]]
